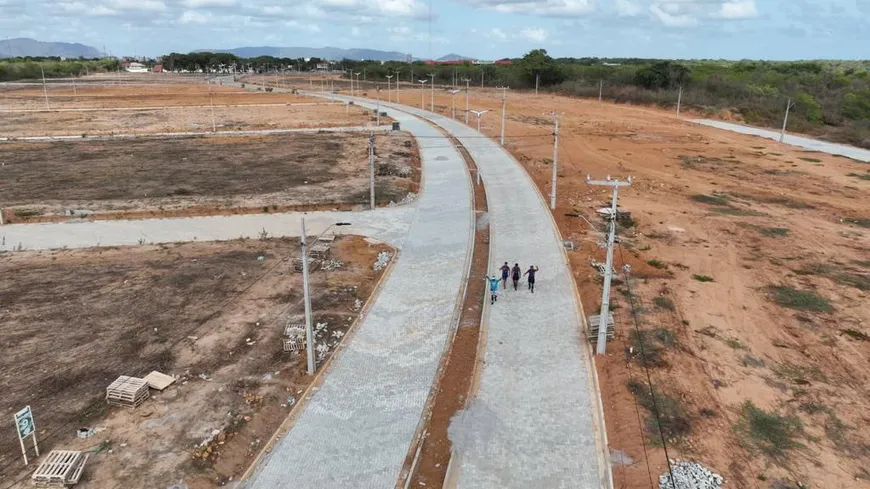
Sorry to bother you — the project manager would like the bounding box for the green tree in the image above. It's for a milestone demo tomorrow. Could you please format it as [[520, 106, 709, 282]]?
[[634, 61, 691, 90], [518, 49, 564, 87]]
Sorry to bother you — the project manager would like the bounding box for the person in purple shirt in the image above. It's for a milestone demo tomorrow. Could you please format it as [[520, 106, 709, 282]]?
[[499, 262, 510, 288], [524, 265, 539, 293], [511, 263, 522, 291], [485, 275, 501, 304]]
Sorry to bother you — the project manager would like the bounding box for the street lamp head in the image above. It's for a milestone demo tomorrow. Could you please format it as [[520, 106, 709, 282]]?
[[335, 222, 352, 226], [418, 79, 427, 84]]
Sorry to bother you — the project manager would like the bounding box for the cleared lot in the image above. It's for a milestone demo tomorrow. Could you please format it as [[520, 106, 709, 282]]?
[[0, 236, 393, 488], [1, 132, 420, 222]]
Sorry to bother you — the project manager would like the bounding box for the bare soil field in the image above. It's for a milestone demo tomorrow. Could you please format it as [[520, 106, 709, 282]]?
[[422, 88, 870, 488], [0, 132, 420, 222], [0, 76, 384, 137], [0, 235, 393, 488]]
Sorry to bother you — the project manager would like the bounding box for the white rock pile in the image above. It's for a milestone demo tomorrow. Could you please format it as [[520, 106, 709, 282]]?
[[374, 251, 393, 271], [659, 461, 724, 489]]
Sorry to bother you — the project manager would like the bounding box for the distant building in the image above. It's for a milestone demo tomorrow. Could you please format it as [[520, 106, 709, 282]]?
[[152, 64, 163, 73], [125, 62, 148, 73], [423, 58, 513, 66], [315, 62, 329, 71]]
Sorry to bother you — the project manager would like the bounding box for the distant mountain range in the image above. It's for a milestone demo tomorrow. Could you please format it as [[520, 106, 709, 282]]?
[[437, 53, 475, 62], [0, 38, 103, 58], [196, 46, 412, 61], [196, 46, 475, 62]]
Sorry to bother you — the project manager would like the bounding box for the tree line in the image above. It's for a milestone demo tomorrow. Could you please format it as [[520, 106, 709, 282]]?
[[0, 57, 121, 82]]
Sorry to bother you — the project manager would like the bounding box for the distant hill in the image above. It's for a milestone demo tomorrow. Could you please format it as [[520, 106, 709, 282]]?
[[0, 38, 103, 59], [196, 46, 412, 62], [438, 53, 474, 62]]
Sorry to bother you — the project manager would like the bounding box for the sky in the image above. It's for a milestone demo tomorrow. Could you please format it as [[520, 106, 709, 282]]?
[[0, 0, 868, 60]]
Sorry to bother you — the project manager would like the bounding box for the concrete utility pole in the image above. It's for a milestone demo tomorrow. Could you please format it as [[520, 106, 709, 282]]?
[[499, 86, 509, 146], [462, 77, 471, 124], [394, 70, 401, 104], [481, 70, 484, 87], [300, 220, 351, 375], [40, 65, 49, 110], [418, 79, 427, 109], [549, 113, 559, 210], [428, 73, 435, 111], [449, 89, 460, 119], [209, 89, 216, 133], [585, 175, 632, 355], [535, 73, 540, 95], [676, 85, 683, 118], [369, 132, 376, 209], [301, 218, 316, 375], [598, 79, 603, 103], [376, 86, 381, 125], [780, 98, 796, 143]]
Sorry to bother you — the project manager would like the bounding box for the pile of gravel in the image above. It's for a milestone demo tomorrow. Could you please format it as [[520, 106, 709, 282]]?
[[659, 461, 724, 489], [374, 251, 393, 271]]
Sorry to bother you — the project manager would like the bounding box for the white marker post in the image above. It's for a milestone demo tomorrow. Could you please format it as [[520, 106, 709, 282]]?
[[14, 405, 39, 465]]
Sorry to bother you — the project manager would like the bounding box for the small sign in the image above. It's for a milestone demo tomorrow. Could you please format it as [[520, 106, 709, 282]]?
[[13, 405, 38, 465], [14, 406, 34, 440]]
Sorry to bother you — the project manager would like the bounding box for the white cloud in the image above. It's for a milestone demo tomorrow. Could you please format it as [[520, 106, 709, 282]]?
[[489, 27, 508, 40], [351, 26, 362, 36], [716, 0, 758, 19], [105, 0, 167, 11], [613, 0, 642, 16], [464, 0, 594, 16], [179, 9, 209, 23], [519, 27, 548, 41], [310, 0, 428, 18], [262, 5, 284, 14], [649, 3, 697, 26], [181, 0, 238, 7]]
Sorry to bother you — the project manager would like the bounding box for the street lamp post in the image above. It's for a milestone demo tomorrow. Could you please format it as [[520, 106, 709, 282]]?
[[385, 74, 393, 103], [462, 77, 471, 124], [394, 70, 401, 104], [301, 219, 352, 375], [418, 79, 427, 110], [428, 73, 435, 111], [448, 89, 460, 120], [471, 109, 489, 133], [354, 72, 361, 95]]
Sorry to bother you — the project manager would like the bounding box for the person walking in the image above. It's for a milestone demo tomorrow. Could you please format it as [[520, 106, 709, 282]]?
[[500, 262, 510, 289], [485, 274, 501, 304], [511, 263, 522, 291], [524, 265, 539, 293]]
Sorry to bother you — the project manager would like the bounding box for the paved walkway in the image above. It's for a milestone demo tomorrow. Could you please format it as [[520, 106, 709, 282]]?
[[0, 208, 415, 252], [693, 119, 870, 162], [242, 97, 475, 487], [371, 103, 605, 487]]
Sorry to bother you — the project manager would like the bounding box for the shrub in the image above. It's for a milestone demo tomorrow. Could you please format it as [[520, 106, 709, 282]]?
[[647, 259, 667, 269], [627, 380, 692, 444], [767, 286, 833, 313], [692, 274, 714, 282], [653, 296, 675, 311], [736, 401, 805, 461], [691, 194, 730, 206]]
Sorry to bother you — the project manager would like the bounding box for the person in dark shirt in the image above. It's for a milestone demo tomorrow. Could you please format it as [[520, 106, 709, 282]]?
[[524, 265, 539, 293], [511, 263, 522, 291], [499, 262, 510, 288]]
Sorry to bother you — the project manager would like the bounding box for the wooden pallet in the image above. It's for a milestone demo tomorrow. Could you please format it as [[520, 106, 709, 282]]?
[[293, 257, 321, 273], [32, 450, 88, 487], [143, 371, 176, 391], [106, 376, 149, 408], [309, 242, 331, 260], [283, 337, 305, 352]]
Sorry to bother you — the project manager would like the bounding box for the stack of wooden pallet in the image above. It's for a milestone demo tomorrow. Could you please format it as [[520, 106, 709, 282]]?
[[293, 256, 320, 273], [587, 313, 615, 342], [106, 376, 149, 408], [309, 242, 331, 260], [283, 324, 306, 352], [31, 450, 88, 487]]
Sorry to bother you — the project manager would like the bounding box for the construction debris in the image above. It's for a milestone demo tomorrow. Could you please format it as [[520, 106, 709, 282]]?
[[374, 251, 393, 271], [587, 313, 615, 342], [106, 376, 149, 408], [143, 371, 176, 391], [659, 461, 724, 489], [32, 450, 88, 487]]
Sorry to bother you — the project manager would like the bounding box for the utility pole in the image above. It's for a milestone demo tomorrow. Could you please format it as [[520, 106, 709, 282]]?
[[535, 73, 539, 95], [394, 70, 401, 104], [449, 89, 460, 119], [301, 218, 316, 375], [376, 86, 381, 125], [209, 89, 216, 133], [585, 175, 632, 355], [40, 65, 49, 110], [676, 85, 683, 118], [369, 132, 376, 209], [598, 79, 603, 103], [549, 113, 559, 210], [386, 74, 393, 103], [72, 78, 77, 103], [499, 86, 508, 146], [462, 77, 471, 124], [481, 70, 484, 87], [780, 98, 795, 143], [428, 72, 435, 111]]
